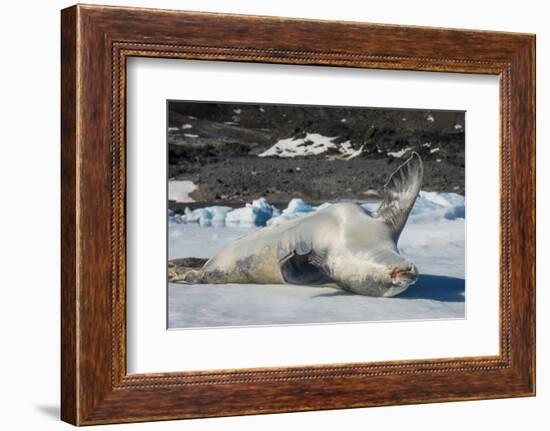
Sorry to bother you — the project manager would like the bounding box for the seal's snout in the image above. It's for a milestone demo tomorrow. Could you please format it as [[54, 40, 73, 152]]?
[[389, 263, 418, 285]]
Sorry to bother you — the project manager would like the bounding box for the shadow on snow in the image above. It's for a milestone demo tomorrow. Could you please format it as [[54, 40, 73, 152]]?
[[398, 274, 465, 302], [313, 274, 465, 303]]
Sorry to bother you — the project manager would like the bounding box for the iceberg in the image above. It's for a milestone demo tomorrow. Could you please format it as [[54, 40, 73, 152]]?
[[267, 198, 314, 226], [178, 206, 233, 227], [226, 198, 280, 227]]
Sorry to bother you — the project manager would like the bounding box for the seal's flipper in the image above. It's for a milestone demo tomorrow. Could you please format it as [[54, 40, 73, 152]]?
[[168, 257, 208, 284], [279, 251, 332, 285], [376, 152, 423, 240]]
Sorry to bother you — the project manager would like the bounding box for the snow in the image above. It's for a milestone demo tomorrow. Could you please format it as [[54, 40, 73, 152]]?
[[167, 127, 179, 131], [168, 180, 198, 203], [454, 124, 463, 130], [427, 114, 435, 122], [430, 147, 440, 153], [184, 133, 199, 138], [338, 141, 364, 159], [339, 141, 354, 155], [388, 147, 413, 158], [233, 108, 242, 114], [168, 192, 465, 328], [259, 133, 337, 158], [344, 144, 364, 159], [181, 123, 193, 129], [169, 223, 255, 260]]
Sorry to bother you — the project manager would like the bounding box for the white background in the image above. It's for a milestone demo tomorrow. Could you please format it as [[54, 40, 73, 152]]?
[[0, 0, 547, 430], [127, 59, 499, 373]]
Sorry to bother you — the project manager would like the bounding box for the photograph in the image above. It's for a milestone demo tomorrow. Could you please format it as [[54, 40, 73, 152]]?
[[167, 101, 466, 329]]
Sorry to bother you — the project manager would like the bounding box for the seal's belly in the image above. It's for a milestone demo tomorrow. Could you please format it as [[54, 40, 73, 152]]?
[[202, 243, 284, 284]]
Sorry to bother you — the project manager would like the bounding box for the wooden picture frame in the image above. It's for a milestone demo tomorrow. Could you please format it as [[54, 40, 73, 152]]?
[[61, 4, 535, 425]]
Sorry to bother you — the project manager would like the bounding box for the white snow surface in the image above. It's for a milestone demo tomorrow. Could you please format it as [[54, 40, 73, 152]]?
[[168, 192, 465, 328]]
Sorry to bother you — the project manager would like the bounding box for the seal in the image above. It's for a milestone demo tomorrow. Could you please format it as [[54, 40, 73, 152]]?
[[170, 152, 423, 297]]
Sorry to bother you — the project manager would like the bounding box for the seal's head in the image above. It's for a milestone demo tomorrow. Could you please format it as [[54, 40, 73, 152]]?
[[381, 253, 418, 297], [336, 248, 418, 297]]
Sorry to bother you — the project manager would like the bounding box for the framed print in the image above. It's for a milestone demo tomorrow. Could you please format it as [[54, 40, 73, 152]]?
[[61, 4, 535, 425]]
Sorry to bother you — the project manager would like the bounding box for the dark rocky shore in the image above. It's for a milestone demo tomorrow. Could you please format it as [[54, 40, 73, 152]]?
[[168, 102, 465, 208]]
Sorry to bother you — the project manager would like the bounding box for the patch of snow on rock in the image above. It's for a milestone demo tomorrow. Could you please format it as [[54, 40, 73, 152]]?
[[259, 133, 338, 158], [388, 147, 413, 158], [338, 141, 354, 155], [168, 180, 198, 203]]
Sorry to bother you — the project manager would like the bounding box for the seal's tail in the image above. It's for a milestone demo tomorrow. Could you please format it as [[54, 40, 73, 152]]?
[[168, 257, 208, 284]]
